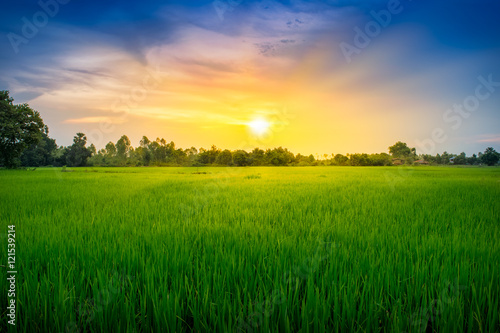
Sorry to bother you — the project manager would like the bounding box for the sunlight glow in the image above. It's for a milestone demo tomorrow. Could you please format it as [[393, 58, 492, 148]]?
[[248, 118, 271, 136]]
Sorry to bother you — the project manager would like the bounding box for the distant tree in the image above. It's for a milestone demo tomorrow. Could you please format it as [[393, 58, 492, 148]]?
[[88, 144, 97, 156], [166, 141, 177, 162], [370, 153, 392, 166], [116, 135, 132, 163], [196, 147, 209, 165], [294, 153, 314, 166], [350, 153, 370, 166], [139, 147, 153, 166], [140, 136, 150, 148], [249, 148, 265, 166], [388, 141, 416, 164], [173, 148, 188, 165], [265, 147, 294, 166], [216, 149, 233, 165], [480, 147, 499, 166], [441, 151, 453, 165], [149, 140, 163, 164], [453, 152, 467, 165], [264, 149, 278, 165], [66, 133, 91, 167], [185, 147, 198, 164], [0, 91, 46, 168], [53, 146, 68, 167], [185, 147, 197, 156], [139, 136, 152, 166], [389, 141, 411, 158], [88, 148, 106, 166], [146, 138, 176, 164], [333, 154, 349, 166], [421, 154, 436, 164], [20, 131, 57, 167], [467, 153, 478, 165], [207, 145, 220, 164], [105, 142, 117, 161], [233, 150, 250, 166], [435, 153, 442, 164]]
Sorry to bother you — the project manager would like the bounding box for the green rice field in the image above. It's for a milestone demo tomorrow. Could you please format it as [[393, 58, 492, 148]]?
[[1, 166, 499, 332]]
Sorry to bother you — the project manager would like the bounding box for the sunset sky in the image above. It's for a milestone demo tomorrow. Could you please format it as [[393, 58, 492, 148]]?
[[1, 0, 499, 156]]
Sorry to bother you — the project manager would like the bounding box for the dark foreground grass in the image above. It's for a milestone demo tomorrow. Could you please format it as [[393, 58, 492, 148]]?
[[0, 166, 499, 332]]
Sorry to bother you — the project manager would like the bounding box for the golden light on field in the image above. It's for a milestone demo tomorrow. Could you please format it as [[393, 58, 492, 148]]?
[[247, 118, 271, 136]]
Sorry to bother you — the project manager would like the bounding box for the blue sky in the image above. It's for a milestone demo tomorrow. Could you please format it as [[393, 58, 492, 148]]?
[[1, 0, 499, 156]]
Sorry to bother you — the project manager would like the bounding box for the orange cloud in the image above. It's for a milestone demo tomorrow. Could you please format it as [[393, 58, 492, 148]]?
[[63, 117, 126, 124]]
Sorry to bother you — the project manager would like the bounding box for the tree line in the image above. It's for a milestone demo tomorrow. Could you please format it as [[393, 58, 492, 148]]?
[[1, 90, 499, 168], [15, 132, 500, 168]]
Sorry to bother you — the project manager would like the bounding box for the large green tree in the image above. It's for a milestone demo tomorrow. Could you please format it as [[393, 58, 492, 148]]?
[[0, 91, 46, 168], [480, 147, 499, 166], [333, 154, 349, 166], [116, 135, 132, 163], [66, 133, 91, 167], [388, 141, 416, 164], [20, 132, 57, 167], [249, 148, 265, 166], [453, 152, 467, 165], [216, 149, 233, 165], [139, 136, 152, 166], [233, 150, 250, 166], [105, 142, 117, 159]]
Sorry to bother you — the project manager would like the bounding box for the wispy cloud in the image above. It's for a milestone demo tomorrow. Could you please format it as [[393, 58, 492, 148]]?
[[63, 117, 126, 124], [477, 135, 500, 143], [1, 0, 499, 153]]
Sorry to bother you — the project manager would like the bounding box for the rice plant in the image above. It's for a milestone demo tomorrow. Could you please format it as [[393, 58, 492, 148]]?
[[0, 166, 499, 332]]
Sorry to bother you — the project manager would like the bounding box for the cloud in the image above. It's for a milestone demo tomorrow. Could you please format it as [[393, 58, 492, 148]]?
[[174, 57, 241, 74], [1, 0, 499, 154], [63, 117, 127, 124], [477, 135, 500, 143]]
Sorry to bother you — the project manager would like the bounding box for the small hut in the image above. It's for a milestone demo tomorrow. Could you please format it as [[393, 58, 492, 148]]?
[[392, 158, 404, 165]]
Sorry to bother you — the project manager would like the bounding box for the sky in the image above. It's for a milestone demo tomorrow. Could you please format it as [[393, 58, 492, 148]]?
[[1, 0, 499, 156]]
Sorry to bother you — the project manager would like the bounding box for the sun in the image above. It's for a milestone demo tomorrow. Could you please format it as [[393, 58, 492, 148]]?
[[247, 118, 271, 136]]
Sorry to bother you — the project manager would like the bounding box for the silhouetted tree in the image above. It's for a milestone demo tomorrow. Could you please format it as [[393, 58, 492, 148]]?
[[441, 151, 453, 165], [453, 152, 467, 165], [88, 144, 97, 156], [265, 147, 294, 166], [66, 133, 91, 167], [0, 91, 46, 168], [333, 154, 349, 166], [139, 136, 152, 166], [20, 132, 57, 167], [467, 154, 478, 165], [233, 150, 250, 166], [185, 147, 198, 164], [249, 148, 265, 166], [105, 142, 116, 158], [370, 153, 392, 166], [53, 146, 68, 167], [216, 149, 233, 165], [388, 141, 416, 164], [116, 135, 132, 163], [480, 147, 499, 166], [207, 145, 220, 164], [349, 153, 370, 166]]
